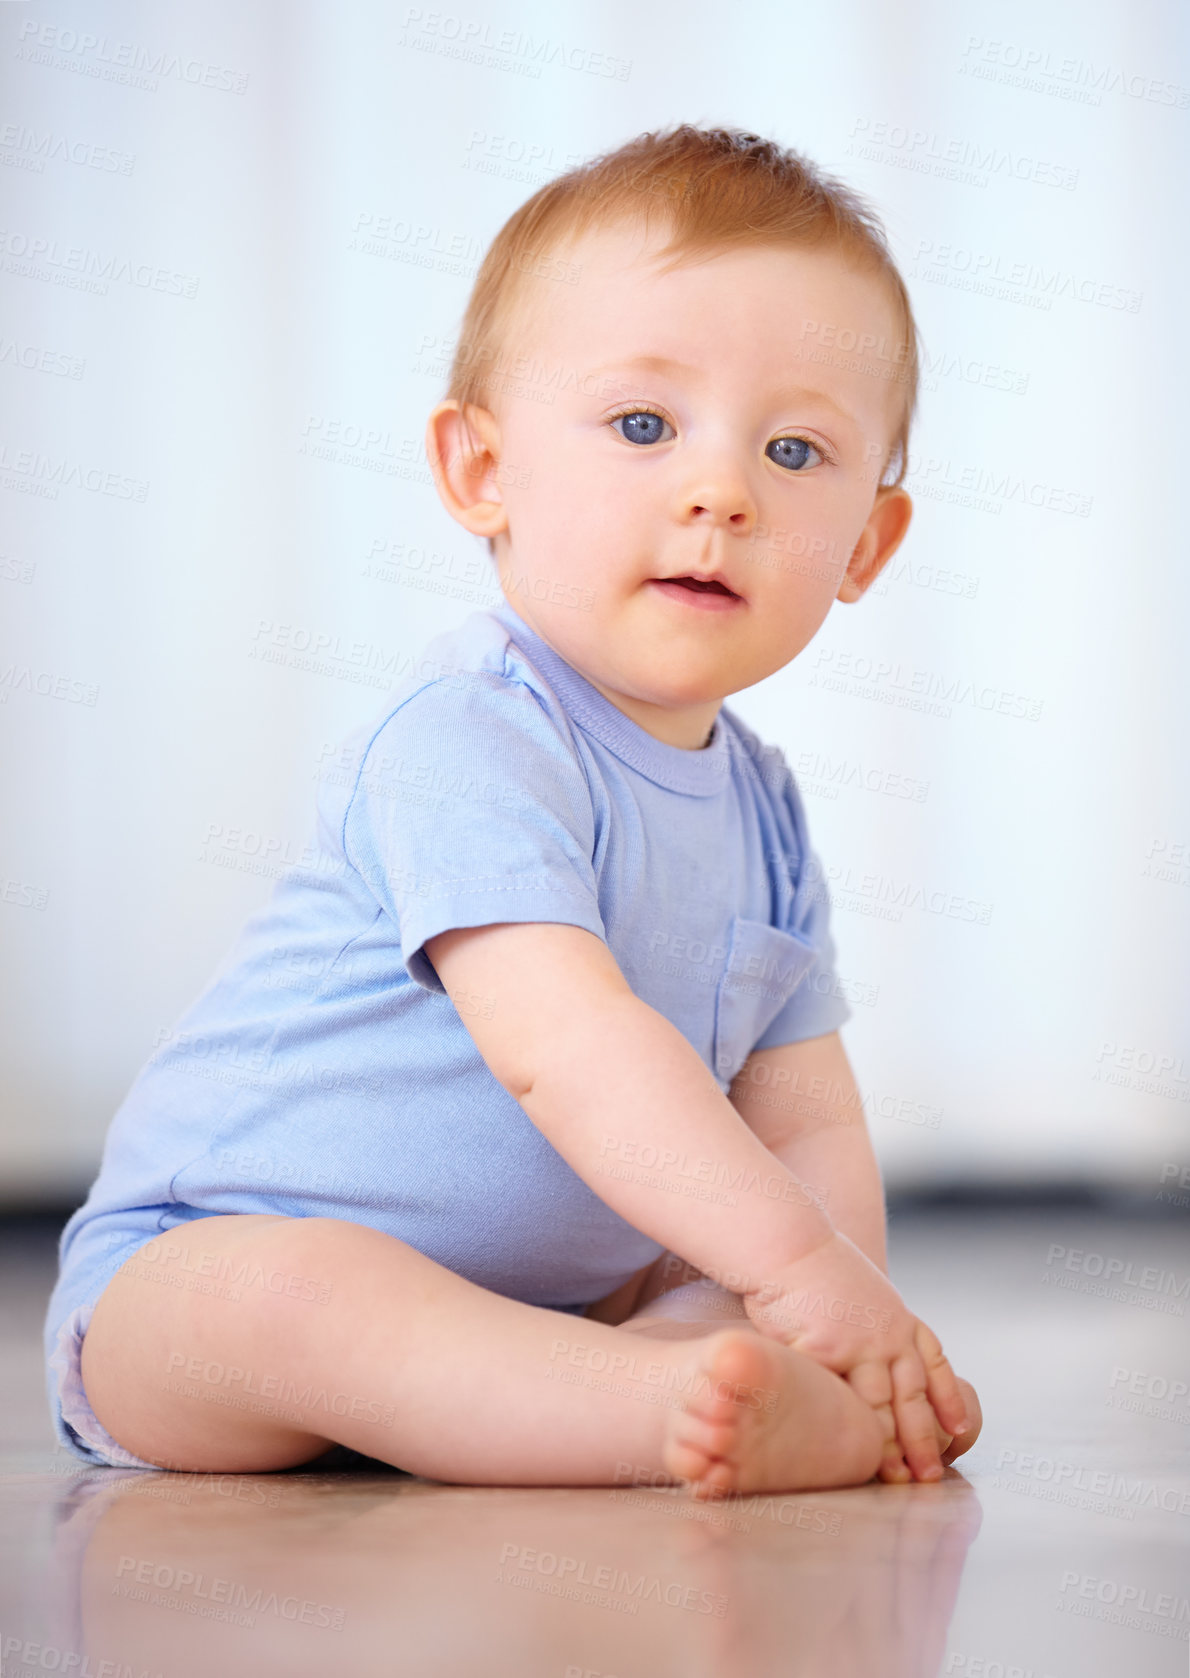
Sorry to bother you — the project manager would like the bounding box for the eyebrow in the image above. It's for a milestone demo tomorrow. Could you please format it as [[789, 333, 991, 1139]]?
[[586, 354, 858, 425]]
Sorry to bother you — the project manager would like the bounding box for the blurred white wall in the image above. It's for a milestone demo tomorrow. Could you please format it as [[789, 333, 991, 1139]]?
[[2, 0, 1187, 1201]]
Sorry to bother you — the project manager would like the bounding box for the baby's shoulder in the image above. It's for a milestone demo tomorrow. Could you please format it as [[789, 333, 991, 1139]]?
[[357, 609, 564, 738], [324, 611, 587, 822]]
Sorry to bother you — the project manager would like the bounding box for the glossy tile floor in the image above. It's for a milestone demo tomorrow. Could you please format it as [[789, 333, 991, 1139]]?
[[2, 1204, 1186, 1677]]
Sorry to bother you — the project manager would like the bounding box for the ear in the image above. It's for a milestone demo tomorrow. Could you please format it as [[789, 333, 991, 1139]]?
[[425, 399, 509, 539], [836, 486, 913, 604]]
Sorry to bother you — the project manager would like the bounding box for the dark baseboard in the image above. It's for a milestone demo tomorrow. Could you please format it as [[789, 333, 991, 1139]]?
[[885, 1181, 1184, 1218], [0, 1182, 1183, 1240]]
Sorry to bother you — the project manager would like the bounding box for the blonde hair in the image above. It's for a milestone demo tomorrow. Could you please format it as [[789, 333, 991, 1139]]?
[[443, 124, 919, 552]]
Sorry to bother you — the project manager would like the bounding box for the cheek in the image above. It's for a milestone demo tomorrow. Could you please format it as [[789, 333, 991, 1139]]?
[[577, 447, 653, 514], [533, 437, 627, 523], [744, 508, 842, 590], [766, 486, 869, 575], [755, 584, 841, 667], [504, 468, 617, 570]]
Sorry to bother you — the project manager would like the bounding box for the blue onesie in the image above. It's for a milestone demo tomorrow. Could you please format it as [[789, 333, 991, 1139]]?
[[43, 596, 851, 1465]]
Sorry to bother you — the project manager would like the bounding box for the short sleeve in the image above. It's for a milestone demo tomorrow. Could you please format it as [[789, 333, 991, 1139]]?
[[342, 674, 607, 994], [749, 761, 853, 1050]]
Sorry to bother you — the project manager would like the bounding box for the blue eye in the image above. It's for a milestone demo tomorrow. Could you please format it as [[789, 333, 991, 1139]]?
[[766, 436, 822, 472], [611, 410, 673, 446]]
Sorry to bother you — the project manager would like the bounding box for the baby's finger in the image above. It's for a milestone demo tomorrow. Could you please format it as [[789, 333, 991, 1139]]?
[[914, 1319, 969, 1435], [890, 1348, 947, 1482], [859, 1349, 906, 1483], [844, 1358, 902, 1477], [940, 1377, 983, 1463], [844, 1354, 894, 1417], [877, 1445, 912, 1484]]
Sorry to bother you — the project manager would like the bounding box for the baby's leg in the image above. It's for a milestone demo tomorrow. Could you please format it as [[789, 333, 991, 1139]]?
[[78, 1214, 885, 1493]]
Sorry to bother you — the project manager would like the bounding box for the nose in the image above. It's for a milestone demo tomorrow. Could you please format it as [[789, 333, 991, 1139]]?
[[673, 445, 757, 533]]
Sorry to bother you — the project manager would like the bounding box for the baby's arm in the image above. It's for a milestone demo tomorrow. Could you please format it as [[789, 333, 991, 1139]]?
[[725, 1031, 889, 1273], [727, 1030, 981, 1473], [425, 919, 968, 1479], [428, 922, 837, 1277]]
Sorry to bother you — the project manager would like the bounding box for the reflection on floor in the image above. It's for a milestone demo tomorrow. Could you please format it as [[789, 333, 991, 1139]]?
[[1, 1206, 1186, 1677]]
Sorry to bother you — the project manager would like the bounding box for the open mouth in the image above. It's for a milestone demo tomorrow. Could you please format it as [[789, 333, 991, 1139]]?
[[656, 576, 740, 598], [670, 577, 736, 595]]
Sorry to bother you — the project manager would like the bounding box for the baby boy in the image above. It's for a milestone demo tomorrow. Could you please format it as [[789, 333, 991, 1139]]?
[[47, 124, 981, 1496]]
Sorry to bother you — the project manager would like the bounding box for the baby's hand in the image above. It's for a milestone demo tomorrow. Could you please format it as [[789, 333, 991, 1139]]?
[[937, 1376, 983, 1466], [743, 1230, 970, 1481], [872, 1372, 985, 1483]]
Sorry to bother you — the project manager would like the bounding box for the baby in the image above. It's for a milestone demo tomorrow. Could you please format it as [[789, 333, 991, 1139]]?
[[44, 124, 982, 1498]]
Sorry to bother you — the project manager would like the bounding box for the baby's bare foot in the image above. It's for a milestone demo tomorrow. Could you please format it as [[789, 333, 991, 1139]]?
[[663, 1329, 886, 1500]]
